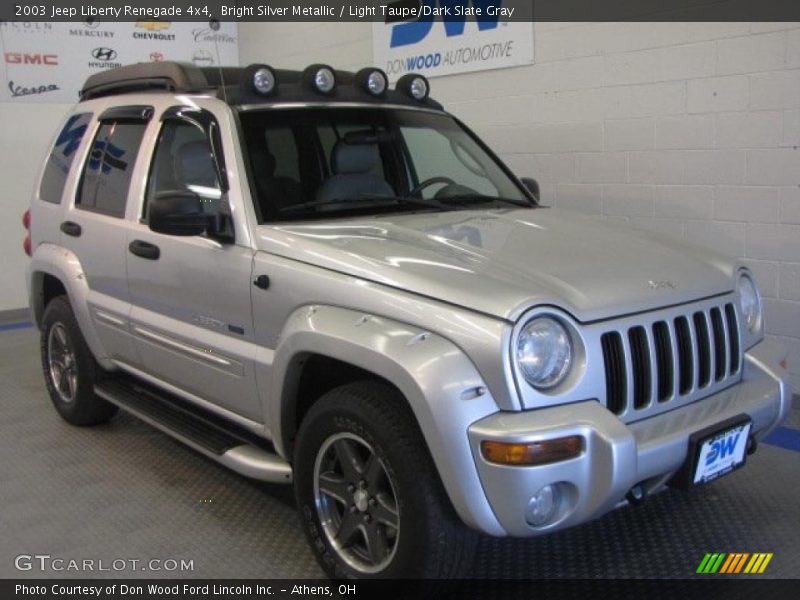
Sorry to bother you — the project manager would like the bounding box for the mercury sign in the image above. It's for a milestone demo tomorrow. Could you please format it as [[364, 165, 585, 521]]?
[[372, 0, 534, 81]]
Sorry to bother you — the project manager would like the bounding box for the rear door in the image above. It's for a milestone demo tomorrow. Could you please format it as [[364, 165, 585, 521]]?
[[33, 111, 94, 249], [58, 105, 152, 364]]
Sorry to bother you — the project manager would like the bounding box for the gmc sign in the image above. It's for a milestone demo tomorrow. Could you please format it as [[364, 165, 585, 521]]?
[[4, 53, 59, 66]]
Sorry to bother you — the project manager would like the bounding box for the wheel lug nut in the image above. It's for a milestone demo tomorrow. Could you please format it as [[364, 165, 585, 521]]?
[[347, 484, 355, 493], [368, 498, 377, 506], [363, 514, 371, 523], [350, 505, 358, 513], [359, 480, 367, 489]]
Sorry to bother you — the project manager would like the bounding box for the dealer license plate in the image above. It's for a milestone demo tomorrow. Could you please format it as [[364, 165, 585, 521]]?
[[692, 420, 752, 485]]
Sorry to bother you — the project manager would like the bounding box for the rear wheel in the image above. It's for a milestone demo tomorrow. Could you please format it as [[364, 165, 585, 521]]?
[[40, 296, 117, 426], [294, 381, 477, 579]]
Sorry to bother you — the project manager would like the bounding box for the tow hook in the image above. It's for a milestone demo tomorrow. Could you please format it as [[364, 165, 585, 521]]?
[[626, 484, 648, 505], [747, 435, 758, 455]]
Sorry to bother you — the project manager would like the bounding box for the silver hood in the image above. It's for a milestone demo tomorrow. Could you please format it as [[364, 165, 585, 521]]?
[[254, 208, 736, 323]]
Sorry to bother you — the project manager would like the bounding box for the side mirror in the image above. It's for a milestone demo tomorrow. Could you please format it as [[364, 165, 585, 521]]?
[[148, 191, 208, 237], [520, 177, 540, 203]]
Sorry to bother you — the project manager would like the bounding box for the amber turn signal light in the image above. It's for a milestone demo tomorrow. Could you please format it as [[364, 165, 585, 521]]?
[[481, 436, 583, 466]]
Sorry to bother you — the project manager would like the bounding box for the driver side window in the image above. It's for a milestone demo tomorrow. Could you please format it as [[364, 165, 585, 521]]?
[[401, 127, 496, 198], [144, 120, 221, 221]]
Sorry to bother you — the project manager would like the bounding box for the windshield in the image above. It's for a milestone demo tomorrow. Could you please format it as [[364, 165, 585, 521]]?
[[238, 107, 533, 222]]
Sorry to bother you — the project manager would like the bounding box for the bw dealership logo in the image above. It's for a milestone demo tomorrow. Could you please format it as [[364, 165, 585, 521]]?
[[390, 0, 503, 48]]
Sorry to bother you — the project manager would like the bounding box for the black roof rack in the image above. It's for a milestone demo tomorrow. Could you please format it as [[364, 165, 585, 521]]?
[[79, 61, 444, 111], [80, 62, 213, 100]]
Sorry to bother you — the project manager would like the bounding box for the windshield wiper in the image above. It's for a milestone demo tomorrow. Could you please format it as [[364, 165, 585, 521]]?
[[278, 194, 450, 214], [437, 194, 533, 208]]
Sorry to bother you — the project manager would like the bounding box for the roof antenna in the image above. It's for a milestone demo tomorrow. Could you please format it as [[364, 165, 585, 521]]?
[[209, 18, 228, 104]]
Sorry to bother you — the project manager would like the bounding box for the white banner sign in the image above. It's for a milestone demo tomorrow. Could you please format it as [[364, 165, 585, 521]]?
[[1, 20, 239, 103], [372, 3, 533, 81]]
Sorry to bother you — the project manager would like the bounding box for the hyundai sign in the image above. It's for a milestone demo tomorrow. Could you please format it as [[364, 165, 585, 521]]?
[[372, 0, 534, 81]]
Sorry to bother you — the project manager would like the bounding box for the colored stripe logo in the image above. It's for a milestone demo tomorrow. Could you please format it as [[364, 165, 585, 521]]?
[[697, 552, 773, 574]]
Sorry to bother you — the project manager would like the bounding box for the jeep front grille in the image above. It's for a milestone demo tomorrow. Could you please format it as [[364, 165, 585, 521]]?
[[600, 299, 742, 419]]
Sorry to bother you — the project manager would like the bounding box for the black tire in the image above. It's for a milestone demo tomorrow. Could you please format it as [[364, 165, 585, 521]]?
[[294, 381, 477, 579], [40, 295, 117, 426]]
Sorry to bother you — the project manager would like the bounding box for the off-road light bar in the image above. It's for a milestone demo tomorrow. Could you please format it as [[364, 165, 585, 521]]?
[[396, 73, 430, 101], [356, 67, 388, 97], [304, 64, 336, 95], [244, 64, 277, 96]]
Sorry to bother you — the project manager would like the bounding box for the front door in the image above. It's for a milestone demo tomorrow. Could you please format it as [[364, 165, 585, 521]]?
[[125, 107, 261, 422]]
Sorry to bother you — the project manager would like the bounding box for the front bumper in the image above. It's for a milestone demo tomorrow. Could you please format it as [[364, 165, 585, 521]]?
[[467, 339, 792, 537]]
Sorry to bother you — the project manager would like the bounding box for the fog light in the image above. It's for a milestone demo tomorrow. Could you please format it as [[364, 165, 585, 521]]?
[[525, 485, 558, 526], [242, 64, 278, 97], [481, 436, 582, 466], [397, 73, 430, 101], [410, 78, 427, 99], [252, 67, 276, 95], [357, 67, 388, 97], [315, 68, 335, 93], [304, 64, 336, 95]]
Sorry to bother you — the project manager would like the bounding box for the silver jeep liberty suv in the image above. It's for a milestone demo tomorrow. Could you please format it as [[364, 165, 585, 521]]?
[[24, 61, 791, 579]]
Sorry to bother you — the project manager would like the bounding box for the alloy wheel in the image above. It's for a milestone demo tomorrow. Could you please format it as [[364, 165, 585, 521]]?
[[47, 322, 78, 403], [313, 432, 400, 574]]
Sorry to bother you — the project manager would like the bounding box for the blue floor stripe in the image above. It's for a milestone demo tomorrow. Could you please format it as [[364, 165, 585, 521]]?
[[0, 321, 33, 332], [763, 426, 800, 453]]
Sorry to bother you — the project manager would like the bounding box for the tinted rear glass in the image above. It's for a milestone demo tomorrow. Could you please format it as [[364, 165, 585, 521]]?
[[76, 120, 147, 217], [39, 112, 93, 204]]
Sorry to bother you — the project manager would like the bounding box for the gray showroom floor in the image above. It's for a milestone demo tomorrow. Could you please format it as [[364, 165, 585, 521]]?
[[1, 325, 799, 579]]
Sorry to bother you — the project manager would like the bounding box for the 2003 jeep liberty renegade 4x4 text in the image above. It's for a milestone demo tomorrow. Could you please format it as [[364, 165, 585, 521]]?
[[24, 62, 791, 579]]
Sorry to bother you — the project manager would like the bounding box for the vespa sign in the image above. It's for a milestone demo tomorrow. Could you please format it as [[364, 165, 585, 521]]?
[[372, 0, 534, 81]]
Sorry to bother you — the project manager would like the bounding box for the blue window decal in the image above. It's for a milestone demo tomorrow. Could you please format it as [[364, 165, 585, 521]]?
[[39, 112, 93, 204], [54, 114, 89, 158]]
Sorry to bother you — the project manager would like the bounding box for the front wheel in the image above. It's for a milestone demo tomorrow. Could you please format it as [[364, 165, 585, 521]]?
[[40, 296, 117, 426], [294, 381, 477, 579]]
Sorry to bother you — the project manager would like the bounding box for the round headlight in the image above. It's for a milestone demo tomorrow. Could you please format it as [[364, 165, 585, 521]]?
[[252, 67, 276, 95], [516, 317, 573, 390], [738, 273, 762, 334], [396, 73, 430, 101]]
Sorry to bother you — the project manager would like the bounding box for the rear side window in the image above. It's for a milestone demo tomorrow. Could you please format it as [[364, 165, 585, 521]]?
[[76, 120, 147, 217], [39, 112, 93, 204]]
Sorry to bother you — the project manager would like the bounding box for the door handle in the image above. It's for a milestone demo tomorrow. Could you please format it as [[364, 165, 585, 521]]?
[[60, 221, 82, 237], [128, 239, 160, 260]]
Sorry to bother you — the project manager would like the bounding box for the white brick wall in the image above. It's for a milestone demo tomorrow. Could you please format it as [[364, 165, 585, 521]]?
[[239, 22, 800, 392]]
